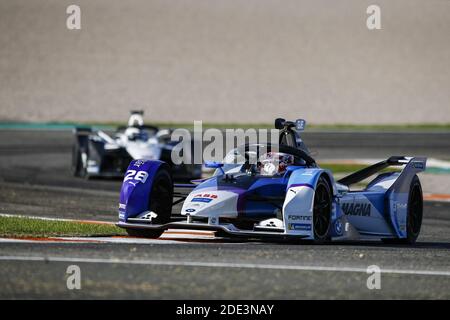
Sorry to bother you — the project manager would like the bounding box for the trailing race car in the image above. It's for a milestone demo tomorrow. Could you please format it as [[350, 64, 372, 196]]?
[[72, 111, 202, 181], [117, 118, 426, 244]]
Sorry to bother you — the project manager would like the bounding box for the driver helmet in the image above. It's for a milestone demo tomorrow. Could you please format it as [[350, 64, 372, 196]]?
[[128, 113, 144, 128], [259, 152, 294, 176]]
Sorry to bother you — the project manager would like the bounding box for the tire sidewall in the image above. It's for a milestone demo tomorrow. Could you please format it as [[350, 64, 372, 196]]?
[[149, 167, 173, 225], [72, 143, 86, 177], [406, 175, 423, 243], [313, 176, 332, 242], [72, 138, 88, 177]]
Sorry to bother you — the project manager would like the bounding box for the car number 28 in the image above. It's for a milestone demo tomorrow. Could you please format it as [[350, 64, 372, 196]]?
[[124, 170, 149, 184]]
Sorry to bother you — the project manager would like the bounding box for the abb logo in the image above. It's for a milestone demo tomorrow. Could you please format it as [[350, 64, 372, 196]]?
[[193, 193, 218, 199]]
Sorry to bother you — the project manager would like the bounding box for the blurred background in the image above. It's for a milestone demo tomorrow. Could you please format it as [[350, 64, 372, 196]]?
[[0, 0, 449, 125]]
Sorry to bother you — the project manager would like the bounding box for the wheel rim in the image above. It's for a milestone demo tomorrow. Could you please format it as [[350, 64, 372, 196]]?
[[313, 183, 331, 238], [408, 184, 422, 235]]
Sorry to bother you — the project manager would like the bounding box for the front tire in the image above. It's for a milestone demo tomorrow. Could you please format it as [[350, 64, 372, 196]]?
[[313, 176, 332, 243], [125, 167, 173, 239]]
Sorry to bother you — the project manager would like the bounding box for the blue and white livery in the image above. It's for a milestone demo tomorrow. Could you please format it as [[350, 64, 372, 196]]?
[[117, 119, 426, 244]]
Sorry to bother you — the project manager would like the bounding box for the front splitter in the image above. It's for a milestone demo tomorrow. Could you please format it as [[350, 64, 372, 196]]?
[[117, 221, 309, 240]]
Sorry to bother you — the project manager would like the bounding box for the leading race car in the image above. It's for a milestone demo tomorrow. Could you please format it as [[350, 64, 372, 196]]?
[[116, 118, 426, 244], [72, 110, 202, 181]]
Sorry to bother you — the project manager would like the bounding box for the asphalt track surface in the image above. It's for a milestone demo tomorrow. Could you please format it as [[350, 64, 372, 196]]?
[[0, 130, 449, 299]]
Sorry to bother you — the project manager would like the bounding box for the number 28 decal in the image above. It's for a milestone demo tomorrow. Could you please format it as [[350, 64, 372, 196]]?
[[124, 170, 149, 184]]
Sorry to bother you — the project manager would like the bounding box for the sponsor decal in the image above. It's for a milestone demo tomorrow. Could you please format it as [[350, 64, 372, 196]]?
[[396, 203, 407, 209], [134, 160, 147, 168], [342, 202, 372, 216], [334, 219, 343, 235], [185, 208, 196, 213], [193, 193, 218, 199], [119, 203, 126, 209], [288, 223, 311, 231], [265, 221, 277, 227], [191, 193, 218, 203], [288, 215, 312, 221], [192, 198, 213, 203], [413, 162, 424, 169], [141, 212, 158, 220]]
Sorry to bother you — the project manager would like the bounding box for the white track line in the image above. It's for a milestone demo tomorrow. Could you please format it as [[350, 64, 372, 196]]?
[[0, 238, 183, 244], [0, 236, 214, 244], [0, 255, 449, 277]]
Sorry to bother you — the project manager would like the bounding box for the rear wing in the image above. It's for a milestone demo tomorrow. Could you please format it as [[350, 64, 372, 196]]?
[[338, 156, 427, 186]]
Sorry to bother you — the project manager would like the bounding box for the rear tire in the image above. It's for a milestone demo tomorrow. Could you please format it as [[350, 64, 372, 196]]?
[[382, 175, 423, 245], [72, 130, 90, 177], [313, 176, 332, 243], [125, 167, 173, 239]]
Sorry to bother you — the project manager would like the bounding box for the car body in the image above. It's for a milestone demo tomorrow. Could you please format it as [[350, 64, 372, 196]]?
[[72, 111, 202, 181], [116, 119, 426, 244]]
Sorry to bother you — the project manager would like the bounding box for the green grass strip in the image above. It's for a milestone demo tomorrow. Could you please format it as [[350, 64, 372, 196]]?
[[0, 216, 126, 238]]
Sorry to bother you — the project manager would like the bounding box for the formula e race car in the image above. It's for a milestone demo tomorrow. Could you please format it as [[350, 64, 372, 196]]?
[[117, 118, 426, 244], [72, 111, 202, 181]]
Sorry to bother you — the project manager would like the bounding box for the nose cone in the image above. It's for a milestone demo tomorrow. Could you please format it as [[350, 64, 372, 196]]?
[[181, 190, 240, 218]]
